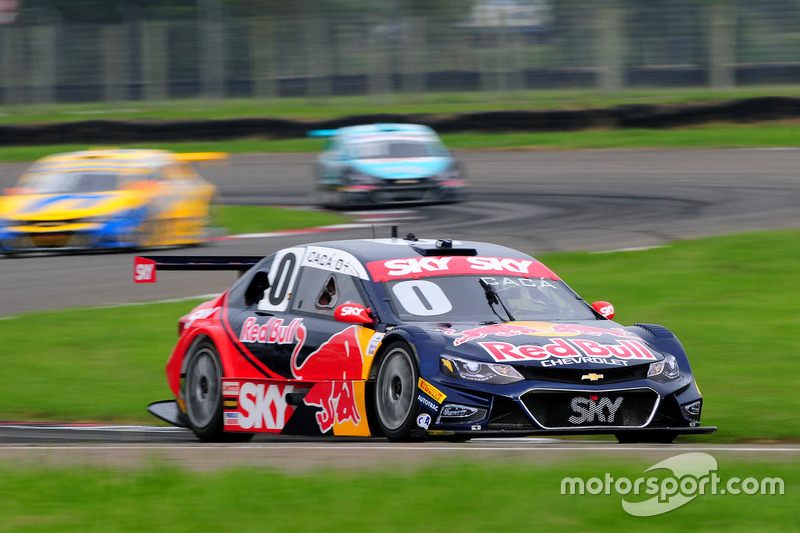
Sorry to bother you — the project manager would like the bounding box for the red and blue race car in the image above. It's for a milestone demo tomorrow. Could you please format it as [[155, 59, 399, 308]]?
[[136, 232, 715, 442]]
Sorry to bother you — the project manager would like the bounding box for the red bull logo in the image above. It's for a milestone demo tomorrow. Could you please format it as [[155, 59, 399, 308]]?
[[479, 338, 658, 363], [303, 381, 361, 433], [440, 321, 637, 346], [292, 326, 365, 434]]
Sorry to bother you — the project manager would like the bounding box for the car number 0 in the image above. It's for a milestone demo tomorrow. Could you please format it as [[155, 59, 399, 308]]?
[[268, 253, 297, 306]]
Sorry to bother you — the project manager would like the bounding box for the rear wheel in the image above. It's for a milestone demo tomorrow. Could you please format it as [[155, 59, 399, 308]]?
[[374, 342, 419, 440], [184, 340, 252, 442]]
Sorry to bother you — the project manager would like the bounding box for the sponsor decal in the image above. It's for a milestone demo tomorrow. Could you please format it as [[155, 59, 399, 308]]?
[[417, 394, 440, 412], [292, 326, 363, 381], [440, 321, 638, 346], [366, 332, 385, 357], [223, 399, 238, 408], [222, 381, 240, 396], [133, 257, 156, 283], [303, 246, 369, 279], [479, 338, 658, 363], [293, 327, 366, 434], [237, 382, 294, 431], [418, 378, 446, 404], [568, 396, 624, 425], [186, 306, 219, 328], [334, 303, 372, 323], [416, 413, 432, 429], [542, 357, 629, 367], [240, 317, 305, 345], [239, 316, 308, 366], [224, 412, 239, 426], [366, 256, 559, 281], [303, 381, 361, 433]]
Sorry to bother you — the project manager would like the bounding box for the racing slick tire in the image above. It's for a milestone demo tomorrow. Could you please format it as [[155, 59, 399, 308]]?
[[374, 342, 419, 441], [184, 340, 253, 442], [615, 430, 678, 444]]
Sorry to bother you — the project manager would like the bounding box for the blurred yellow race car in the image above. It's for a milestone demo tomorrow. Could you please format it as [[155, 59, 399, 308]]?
[[0, 149, 222, 255]]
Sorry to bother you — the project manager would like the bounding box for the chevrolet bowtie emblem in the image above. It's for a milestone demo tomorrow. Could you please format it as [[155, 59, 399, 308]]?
[[581, 373, 604, 382]]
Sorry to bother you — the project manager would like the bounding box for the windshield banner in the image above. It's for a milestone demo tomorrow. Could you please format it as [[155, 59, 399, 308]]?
[[366, 256, 559, 281]]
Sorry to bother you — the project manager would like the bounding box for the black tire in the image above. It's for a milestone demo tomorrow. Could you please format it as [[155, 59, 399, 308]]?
[[615, 430, 678, 444], [373, 342, 419, 440], [184, 340, 253, 442]]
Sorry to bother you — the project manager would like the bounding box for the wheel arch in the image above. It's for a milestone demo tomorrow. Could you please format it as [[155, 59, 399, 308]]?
[[628, 323, 693, 373]]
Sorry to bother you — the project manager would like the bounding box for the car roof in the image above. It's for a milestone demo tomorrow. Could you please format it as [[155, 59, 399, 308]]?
[[32, 149, 172, 172], [336, 123, 437, 138], [301, 237, 534, 264]]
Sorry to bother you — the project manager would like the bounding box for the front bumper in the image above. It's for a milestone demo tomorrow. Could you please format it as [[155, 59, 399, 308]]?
[[413, 376, 713, 437], [335, 179, 466, 206], [0, 221, 140, 253]]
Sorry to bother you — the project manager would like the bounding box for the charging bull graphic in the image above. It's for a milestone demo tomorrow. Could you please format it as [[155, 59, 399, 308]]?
[[292, 326, 367, 434]]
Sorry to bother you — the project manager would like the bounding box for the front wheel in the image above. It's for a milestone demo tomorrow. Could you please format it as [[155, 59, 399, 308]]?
[[374, 342, 419, 440], [184, 340, 252, 442]]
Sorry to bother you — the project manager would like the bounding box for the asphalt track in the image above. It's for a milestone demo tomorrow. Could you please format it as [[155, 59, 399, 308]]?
[[2, 148, 800, 454]]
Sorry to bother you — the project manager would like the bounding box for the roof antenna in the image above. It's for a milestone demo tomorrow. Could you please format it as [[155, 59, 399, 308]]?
[[391, 225, 398, 239]]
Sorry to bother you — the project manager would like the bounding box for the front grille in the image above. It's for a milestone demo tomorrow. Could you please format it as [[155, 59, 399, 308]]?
[[514, 364, 649, 385], [521, 389, 659, 429], [487, 396, 535, 431], [31, 232, 74, 247], [372, 183, 441, 203]]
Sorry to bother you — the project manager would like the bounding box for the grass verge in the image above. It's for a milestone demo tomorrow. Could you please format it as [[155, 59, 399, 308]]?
[[1, 230, 799, 441], [215, 205, 349, 235], [4, 86, 800, 123], [0, 458, 794, 531], [2, 122, 800, 163]]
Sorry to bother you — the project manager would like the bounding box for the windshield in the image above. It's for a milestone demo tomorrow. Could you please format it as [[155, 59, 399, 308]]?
[[385, 275, 596, 323], [349, 139, 446, 159], [18, 171, 120, 194]]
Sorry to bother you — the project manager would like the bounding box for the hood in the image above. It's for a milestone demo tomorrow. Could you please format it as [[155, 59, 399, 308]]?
[[425, 320, 664, 370], [0, 192, 138, 221], [351, 157, 451, 180]]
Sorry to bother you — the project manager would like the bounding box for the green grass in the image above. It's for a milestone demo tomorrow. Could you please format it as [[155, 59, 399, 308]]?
[[0, 458, 795, 531], [3, 86, 800, 124], [1, 230, 799, 442], [3, 122, 800, 162], [215, 205, 349, 235]]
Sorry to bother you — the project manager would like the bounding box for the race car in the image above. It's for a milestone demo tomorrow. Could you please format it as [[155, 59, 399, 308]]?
[[136, 232, 715, 443], [310, 123, 466, 207], [0, 149, 221, 254]]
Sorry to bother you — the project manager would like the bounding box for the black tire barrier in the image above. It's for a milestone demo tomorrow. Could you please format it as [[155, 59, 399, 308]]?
[[2, 96, 800, 146]]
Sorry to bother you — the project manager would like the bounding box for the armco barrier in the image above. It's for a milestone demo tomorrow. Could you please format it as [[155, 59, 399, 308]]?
[[1, 97, 799, 146]]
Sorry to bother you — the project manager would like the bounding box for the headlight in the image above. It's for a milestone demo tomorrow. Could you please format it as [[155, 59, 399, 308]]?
[[434, 162, 461, 182], [647, 354, 681, 382], [440, 356, 523, 384], [347, 170, 379, 185]]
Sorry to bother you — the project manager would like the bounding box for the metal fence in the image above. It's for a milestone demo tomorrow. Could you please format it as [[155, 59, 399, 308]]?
[[2, 0, 800, 104]]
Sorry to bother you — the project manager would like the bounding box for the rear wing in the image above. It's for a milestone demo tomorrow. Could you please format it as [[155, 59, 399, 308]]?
[[307, 129, 338, 138], [134, 255, 261, 283]]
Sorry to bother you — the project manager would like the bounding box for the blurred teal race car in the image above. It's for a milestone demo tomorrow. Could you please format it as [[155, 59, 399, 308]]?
[[310, 123, 466, 207]]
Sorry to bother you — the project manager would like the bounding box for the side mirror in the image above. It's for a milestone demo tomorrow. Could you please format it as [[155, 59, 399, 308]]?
[[334, 303, 372, 324], [591, 301, 615, 319]]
